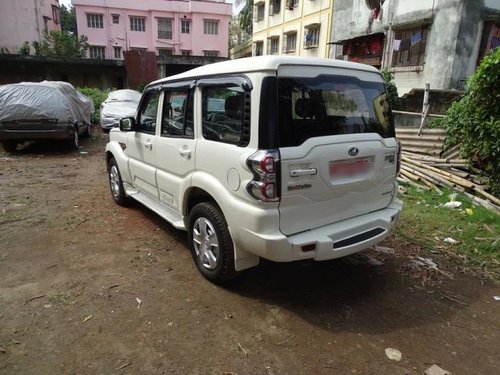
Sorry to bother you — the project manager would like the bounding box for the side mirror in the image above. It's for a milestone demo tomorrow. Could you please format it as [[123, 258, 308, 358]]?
[[119, 117, 135, 131]]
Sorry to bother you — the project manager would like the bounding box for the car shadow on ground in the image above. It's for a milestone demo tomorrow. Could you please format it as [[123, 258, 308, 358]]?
[[223, 253, 476, 336]]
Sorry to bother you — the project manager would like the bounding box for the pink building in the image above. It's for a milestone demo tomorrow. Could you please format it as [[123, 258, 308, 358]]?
[[72, 0, 232, 60], [0, 0, 61, 53]]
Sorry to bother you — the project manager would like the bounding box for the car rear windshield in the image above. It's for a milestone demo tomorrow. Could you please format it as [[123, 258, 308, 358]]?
[[277, 74, 395, 147]]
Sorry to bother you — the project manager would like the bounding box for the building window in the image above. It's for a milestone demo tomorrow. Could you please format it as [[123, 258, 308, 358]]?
[[204, 50, 220, 57], [112, 14, 119, 24], [181, 20, 191, 34], [157, 18, 173, 39], [476, 21, 500, 65], [254, 41, 263, 56], [268, 37, 279, 55], [286, 0, 299, 10], [87, 13, 103, 29], [113, 46, 122, 59], [158, 49, 173, 58], [52, 5, 60, 24], [391, 25, 430, 67], [304, 25, 320, 48], [255, 2, 265, 22], [284, 32, 297, 53], [130, 16, 146, 32], [269, 0, 281, 15], [204, 20, 219, 35], [89, 46, 105, 59], [181, 50, 192, 56]]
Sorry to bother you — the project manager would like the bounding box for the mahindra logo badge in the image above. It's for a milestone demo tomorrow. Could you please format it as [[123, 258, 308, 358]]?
[[348, 147, 359, 156]]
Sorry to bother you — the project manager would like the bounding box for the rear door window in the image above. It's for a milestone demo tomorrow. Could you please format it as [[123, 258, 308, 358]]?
[[278, 74, 394, 147]]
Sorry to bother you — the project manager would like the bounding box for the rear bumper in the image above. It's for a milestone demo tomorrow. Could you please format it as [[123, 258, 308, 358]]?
[[235, 198, 403, 263], [0, 123, 75, 141]]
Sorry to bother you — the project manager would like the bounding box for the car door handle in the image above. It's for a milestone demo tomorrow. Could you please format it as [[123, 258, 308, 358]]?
[[179, 148, 191, 158], [290, 168, 317, 177], [144, 142, 153, 150]]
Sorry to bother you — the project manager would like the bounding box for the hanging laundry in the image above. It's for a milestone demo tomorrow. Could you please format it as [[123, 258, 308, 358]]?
[[393, 39, 402, 51], [411, 31, 422, 45]]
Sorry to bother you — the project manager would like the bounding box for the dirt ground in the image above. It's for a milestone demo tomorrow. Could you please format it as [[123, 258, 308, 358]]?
[[0, 132, 499, 375]]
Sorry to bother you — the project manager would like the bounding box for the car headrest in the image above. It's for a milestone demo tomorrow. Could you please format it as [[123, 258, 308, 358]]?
[[225, 95, 242, 119]]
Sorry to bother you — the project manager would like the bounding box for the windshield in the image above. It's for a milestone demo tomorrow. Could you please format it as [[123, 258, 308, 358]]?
[[277, 74, 394, 147]]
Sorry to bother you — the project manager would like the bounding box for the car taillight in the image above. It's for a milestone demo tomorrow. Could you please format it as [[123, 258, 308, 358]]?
[[246, 149, 280, 202]]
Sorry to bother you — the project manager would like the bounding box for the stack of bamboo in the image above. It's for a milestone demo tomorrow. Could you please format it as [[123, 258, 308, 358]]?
[[398, 151, 500, 212]]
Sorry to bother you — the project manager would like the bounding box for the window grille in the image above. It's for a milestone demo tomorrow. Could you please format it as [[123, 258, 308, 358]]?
[[204, 50, 220, 57], [284, 32, 297, 53], [158, 18, 173, 39], [304, 25, 320, 48], [52, 6, 60, 24], [113, 46, 121, 59], [181, 20, 191, 34], [391, 25, 429, 67], [130, 16, 146, 32], [254, 41, 263, 56], [204, 20, 219, 35], [87, 13, 103, 28], [89, 46, 105, 59], [268, 37, 280, 55], [112, 14, 119, 24]]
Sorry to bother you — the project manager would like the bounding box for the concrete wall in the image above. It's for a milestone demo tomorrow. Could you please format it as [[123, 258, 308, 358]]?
[[72, 0, 231, 58], [331, 0, 497, 95], [0, 0, 61, 53]]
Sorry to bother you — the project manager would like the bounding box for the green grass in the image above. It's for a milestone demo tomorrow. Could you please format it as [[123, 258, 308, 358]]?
[[48, 292, 71, 305], [396, 186, 499, 277]]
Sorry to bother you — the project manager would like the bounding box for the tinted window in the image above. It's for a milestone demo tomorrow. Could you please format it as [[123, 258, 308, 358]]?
[[202, 87, 244, 145], [161, 90, 193, 138], [137, 92, 160, 134], [277, 75, 394, 147]]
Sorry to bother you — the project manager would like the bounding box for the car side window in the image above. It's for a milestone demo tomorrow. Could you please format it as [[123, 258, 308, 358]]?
[[202, 87, 245, 145], [137, 91, 160, 134], [161, 89, 194, 138]]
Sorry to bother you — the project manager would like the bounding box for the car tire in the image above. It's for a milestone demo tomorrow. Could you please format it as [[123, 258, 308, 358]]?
[[2, 141, 17, 153], [66, 126, 79, 151], [108, 157, 131, 206], [82, 124, 91, 138], [188, 202, 238, 284]]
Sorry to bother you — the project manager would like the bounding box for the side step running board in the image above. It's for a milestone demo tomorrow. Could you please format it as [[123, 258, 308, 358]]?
[[128, 190, 186, 230]]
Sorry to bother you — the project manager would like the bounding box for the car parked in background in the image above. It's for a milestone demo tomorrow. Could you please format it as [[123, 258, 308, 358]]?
[[100, 89, 141, 132], [0, 81, 93, 152]]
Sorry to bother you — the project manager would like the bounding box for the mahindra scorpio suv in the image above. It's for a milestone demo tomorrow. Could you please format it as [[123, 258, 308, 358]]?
[[105, 56, 403, 283]]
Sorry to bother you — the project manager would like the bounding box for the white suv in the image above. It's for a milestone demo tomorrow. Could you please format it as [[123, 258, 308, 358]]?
[[106, 56, 402, 283]]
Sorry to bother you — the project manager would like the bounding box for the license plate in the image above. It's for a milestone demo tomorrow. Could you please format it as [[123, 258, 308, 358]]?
[[329, 157, 373, 177]]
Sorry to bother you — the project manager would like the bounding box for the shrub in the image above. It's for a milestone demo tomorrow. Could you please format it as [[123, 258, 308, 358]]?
[[438, 48, 500, 195], [77, 87, 109, 124], [380, 68, 399, 108]]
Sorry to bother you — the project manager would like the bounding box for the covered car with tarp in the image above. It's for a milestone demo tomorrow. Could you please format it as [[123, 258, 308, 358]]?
[[100, 89, 141, 132], [0, 81, 94, 152]]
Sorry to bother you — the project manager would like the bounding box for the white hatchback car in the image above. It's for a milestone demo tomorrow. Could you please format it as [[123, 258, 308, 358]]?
[[106, 56, 402, 283]]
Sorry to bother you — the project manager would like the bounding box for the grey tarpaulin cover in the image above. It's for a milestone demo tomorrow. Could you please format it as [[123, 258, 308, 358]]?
[[0, 81, 94, 125], [100, 89, 141, 129]]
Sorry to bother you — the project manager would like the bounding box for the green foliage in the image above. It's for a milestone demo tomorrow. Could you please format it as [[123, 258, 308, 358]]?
[[136, 81, 146, 93], [77, 87, 109, 123], [237, 0, 253, 35], [38, 30, 88, 58], [397, 186, 499, 279], [60, 5, 77, 35], [380, 68, 399, 108], [18, 41, 31, 55], [438, 48, 500, 195]]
